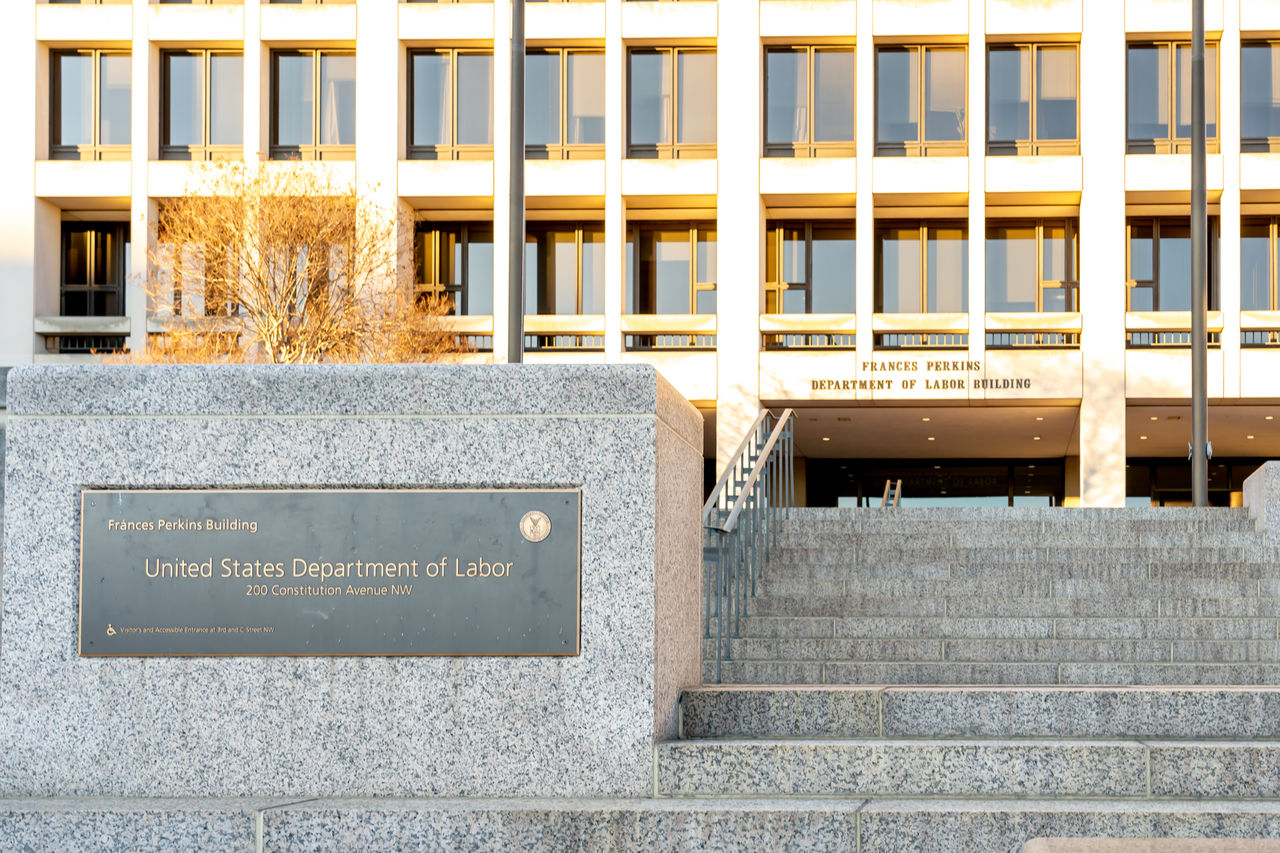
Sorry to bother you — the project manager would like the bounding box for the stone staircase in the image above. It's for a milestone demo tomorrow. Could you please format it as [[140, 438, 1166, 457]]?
[[707, 506, 1280, 685]]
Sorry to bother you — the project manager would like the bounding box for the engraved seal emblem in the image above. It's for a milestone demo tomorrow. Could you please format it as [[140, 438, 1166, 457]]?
[[519, 510, 552, 543]]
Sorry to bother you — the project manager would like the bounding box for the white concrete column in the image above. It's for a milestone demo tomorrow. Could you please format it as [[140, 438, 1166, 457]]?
[[127, 0, 152, 354], [355, 0, 403, 292], [1078, 0, 1127, 506], [715, 0, 763, 470], [492, 1, 514, 361], [1220, 0, 1242, 397], [0, 1, 37, 365], [968, 3, 986, 377], [244, 0, 263, 163], [854, 0, 875, 373], [603, 0, 624, 362]]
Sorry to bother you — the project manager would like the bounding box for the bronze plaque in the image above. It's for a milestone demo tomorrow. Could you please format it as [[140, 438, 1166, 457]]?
[[79, 489, 581, 656]]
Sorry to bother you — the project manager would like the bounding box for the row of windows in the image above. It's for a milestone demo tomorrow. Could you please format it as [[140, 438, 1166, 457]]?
[[65, 217, 1280, 320], [52, 42, 1280, 161]]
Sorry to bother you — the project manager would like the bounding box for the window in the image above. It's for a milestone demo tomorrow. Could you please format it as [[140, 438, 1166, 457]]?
[[1127, 42, 1218, 153], [627, 49, 716, 158], [414, 223, 494, 316], [270, 50, 355, 160], [526, 50, 605, 159], [987, 44, 1078, 155], [876, 46, 965, 156], [62, 222, 129, 316], [525, 225, 605, 315], [875, 222, 968, 312], [986, 221, 1078, 312], [764, 47, 855, 157], [1243, 43, 1280, 151], [1126, 217, 1219, 310], [50, 51, 130, 160], [625, 224, 717, 313], [1242, 218, 1280, 310], [161, 51, 243, 160], [765, 222, 855, 313], [409, 50, 494, 160]]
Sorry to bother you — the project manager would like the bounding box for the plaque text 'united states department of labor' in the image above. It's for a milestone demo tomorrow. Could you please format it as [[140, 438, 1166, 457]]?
[[79, 489, 581, 657]]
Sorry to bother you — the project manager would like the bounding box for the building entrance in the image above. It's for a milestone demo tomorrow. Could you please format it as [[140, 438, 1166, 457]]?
[[807, 459, 1066, 507]]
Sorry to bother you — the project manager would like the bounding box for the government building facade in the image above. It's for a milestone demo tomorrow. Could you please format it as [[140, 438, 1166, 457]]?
[[5, 0, 1280, 508]]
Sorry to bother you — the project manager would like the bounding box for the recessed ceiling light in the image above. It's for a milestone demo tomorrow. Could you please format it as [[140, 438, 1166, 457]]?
[[1035, 416, 1044, 422], [940, 490, 947, 495], [922, 417, 931, 422], [1033, 436, 1041, 441], [1268, 416, 1275, 421], [822, 436, 831, 441], [1025, 490, 1031, 494], [1150, 416, 1158, 421], [1248, 434, 1256, 440], [934, 465, 941, 469], [927, 436, 935, 441], [1028, 465, 1036, 469], [1140, 435, 1148, 440]]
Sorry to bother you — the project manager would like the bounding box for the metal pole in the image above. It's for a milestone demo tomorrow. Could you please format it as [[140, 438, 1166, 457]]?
[[506, 0, 526, 364], [1191, 0, 1208, 505]]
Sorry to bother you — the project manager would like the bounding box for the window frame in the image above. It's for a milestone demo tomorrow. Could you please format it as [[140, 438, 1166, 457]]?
[[1125, 216, 1220, 311], [625, 223, 717, 315], [1125, 40, 1221, 154], [525, 48, 605, 161], [1242, 41, 1280, 153], [269, 48, 356, 161], [985, 43, 1080, 156], [414, 222, 493, 316], [984, 219, 1080, 313], [1241, 216, 1278, 311], [407, 48, 495, 161], [873, 220, 969, 314], [764, 220, 856, 314], [525, 223, 606, 316], [160, 49, 243, 162], [626, 47, 717, 160], [874, 45, 968, 157], [60, 221, 129, 317], [50, 49, 131, 162], [763, 46, 856, 158]]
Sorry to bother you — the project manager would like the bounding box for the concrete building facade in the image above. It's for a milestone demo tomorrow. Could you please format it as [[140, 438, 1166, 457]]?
[[6, 0, 1280, 507]]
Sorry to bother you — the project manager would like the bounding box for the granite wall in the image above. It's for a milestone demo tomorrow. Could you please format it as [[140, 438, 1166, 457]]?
[[0, 364, 703, 799]]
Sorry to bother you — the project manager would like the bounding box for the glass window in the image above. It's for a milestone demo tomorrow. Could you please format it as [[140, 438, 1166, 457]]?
[[526, 50, 605, 158], [409, 50, 493, 159], [628, 49, 716, 158], [765, 222, 855, 313], [876, 46, 965, 155], [524, 225, 605, 315], [61, 222, 129, 316], [162, 51, 243, 160], [1243, 43, 1280, 149], [415, 223, 494, 316], [875, 223, 968, 313], [271, 50, 354, 159], [986, 220, 1078, 312], [51, 50, 130, 160], [988, 44, 1078, 154], [626, 224, 716, 313], [765, 47, 854, 157], [1241, 219, 1273, 311], [1127, 41, 1219, 153], [1126, 217, 1219, 311]]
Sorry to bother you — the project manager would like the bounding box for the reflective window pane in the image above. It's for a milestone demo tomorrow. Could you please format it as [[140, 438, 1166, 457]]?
[[526, 52, 560, 146], [677, 52, 716, 144], [1128, 45, 1168, 141], [641, 230, 691, 313], [1175, 44, 1217, 138], [412, 53, 451, 146], [629, 51, 671, 146], [567, 52, 605, 145], [766, 49, 807, 145], [1241, 221, 1272, 311], [924, 48, 965, 141], [457, 53, 493, 145], [877, 48, 917, 143], [1041, 223, 1072, 283], [56, 53, 93, 146], [986, 224, 1037, 312], [1036, 46, 1077, 140], [319, 53, 355, 146], [811, 225, 855, 313], [209, 54, 243, 146], [1157, 222, 1191, 310], [1129, 221, 1154, 282], [988, 47, 1029, 143], [99, 54, 131, 145], [813, 49, 855, 142], [581, 228, 605, 314], [696, 229, 716, 284], [466, 228, 494, 316], [64, 229, 90, 285], [927, 226, 968, 312], [1243, 44, 1280, 140], [781, 225, 805, 284], [877, 227, 922, 312], [165, 53, 202, 147], [276, 53, 314, 146]]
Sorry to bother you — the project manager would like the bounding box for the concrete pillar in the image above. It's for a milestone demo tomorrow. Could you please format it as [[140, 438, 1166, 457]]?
[[603, 0, 624, 362], [1078, 0, 1127, 506], [492, 1, 514, 361], [0, 0, 37, 365], [714, 0, 763, 470], [355, 0, 404, 292], [968, 0, 987, 384], [854, 0, 875, 377], [1220, 0, 1242, 397], [127, 0, 153, 355]]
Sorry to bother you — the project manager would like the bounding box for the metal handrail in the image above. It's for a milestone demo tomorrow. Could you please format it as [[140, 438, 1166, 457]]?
[[702, 408, 795, 684]]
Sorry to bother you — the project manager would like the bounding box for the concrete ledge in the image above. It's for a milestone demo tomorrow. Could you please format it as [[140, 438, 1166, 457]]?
[[1025, 840, 1280, 853]]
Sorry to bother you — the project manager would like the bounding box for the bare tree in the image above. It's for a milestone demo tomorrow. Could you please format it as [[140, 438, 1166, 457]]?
[[123, 163, 468, 364]]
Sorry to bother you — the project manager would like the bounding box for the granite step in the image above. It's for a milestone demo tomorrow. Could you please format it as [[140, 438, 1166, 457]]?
[[679, 687, 1280, 739], [703, 659, 1280, 685]]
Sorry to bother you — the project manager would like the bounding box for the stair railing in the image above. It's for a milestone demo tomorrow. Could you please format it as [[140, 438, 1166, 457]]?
[[701, 408, 795, 684]]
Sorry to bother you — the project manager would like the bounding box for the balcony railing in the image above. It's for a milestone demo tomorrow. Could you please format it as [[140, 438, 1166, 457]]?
[[873, 312, 968, 350], [622, 314, 716, 351], [760, 314, 856, 351], [524, 315, 605, 352], [985, 312, 1082, 349], [1125, 311, 1223, 349]]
